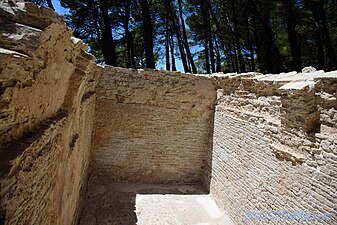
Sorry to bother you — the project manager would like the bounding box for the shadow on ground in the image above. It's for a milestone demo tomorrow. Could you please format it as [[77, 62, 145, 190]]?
[[78, 177, 233, 225]]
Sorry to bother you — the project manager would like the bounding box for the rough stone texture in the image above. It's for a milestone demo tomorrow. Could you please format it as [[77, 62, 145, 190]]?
[[90, 67, 217, 184], [315, 74, 337, 138], [1, 2, 337, 225], [0, 2, 100, 225], [280, 82, 320, 133], [208, 71, 337, 225]]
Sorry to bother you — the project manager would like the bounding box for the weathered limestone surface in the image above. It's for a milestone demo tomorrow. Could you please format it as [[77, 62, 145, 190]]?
[[91, 67, 217, 183], [0, 2, 100, 225], [1, 2, 337, 225], [208, 70, 337, 224]]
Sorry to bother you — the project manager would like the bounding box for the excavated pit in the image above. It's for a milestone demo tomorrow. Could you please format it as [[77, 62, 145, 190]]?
[[1, 2, 337, 225]]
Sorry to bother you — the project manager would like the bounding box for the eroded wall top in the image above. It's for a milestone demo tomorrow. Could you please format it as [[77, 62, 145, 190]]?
[[211, 67, 337, 135], [207, 66, 337, 224]]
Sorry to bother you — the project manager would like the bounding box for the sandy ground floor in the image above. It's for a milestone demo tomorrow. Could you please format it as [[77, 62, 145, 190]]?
[[78, 179, 234, 225]]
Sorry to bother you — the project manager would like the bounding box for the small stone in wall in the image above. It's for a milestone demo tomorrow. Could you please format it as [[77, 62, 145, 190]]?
[[217, 89, 224, 100]]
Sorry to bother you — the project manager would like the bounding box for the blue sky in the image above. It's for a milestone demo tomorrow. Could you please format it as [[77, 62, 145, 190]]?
[[52, 0, 68, 15], [52, 0, 184, 71]]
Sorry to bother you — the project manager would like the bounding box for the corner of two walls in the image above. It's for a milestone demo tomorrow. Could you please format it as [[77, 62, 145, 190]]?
[[0, 2, 219, 224], [0, 2, 101, 225]]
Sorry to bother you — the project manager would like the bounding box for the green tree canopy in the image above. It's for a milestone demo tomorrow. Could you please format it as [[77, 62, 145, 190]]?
[[26, 0, 337, 73]]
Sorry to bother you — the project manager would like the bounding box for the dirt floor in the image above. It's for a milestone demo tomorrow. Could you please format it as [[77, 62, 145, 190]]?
[[78, 178, 234, 225]]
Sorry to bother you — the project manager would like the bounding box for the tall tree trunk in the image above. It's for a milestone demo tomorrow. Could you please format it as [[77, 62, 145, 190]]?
[[141, 0, 155, 68], [99, 0, 117, 66], [204, 40, 210, 73], [177, 0, 197, 73], [165, 13, 170, 71], [252, 0, 284, 73], [165, 36, 170, 71], [312, 6, 325, 70], [169, 33, 177, 71], [124, 0, 132, 68], [175, 32, 189, 72], [204, 1, 215, 73], [210, 10, 228, 61], [46, 0, 54, 10], [169, 5, 189, 72], [208, 29, 215, 73], [201, 0, 210, 74], [282, 0, 303, 71], [214, 34, 222, 72], [318, 0, 336, 70], [130, 32, 136, 68], [230, 0, 245, 72]]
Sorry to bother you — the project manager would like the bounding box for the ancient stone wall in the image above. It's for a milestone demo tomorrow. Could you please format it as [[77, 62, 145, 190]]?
[[208, 70, 337, 224], [90, 67, 216, 183], [1, 2, 337, 225], [0, 2, 100, 225]]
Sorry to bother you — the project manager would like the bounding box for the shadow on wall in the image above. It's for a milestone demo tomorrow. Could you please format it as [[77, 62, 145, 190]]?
[[0, 112, 67, 179], [203, 107, 216, 193], [78, 178, 208, 225], [0, 208, 4, 225], [89, 66, 218, 186]]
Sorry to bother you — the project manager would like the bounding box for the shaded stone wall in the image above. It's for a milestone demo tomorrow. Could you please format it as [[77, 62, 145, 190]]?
[[90, 67, 217, 184], [0, 2, 100, 225], [208, 71, 337, 224]]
